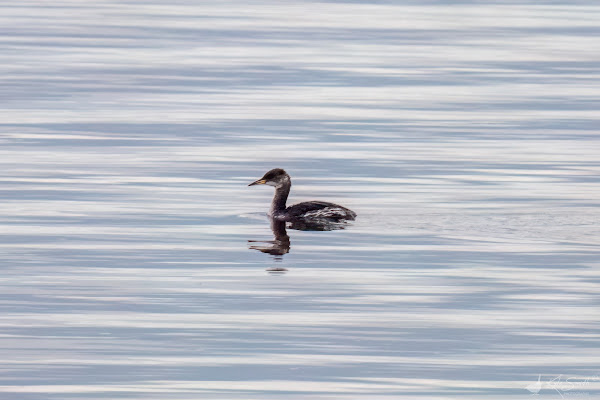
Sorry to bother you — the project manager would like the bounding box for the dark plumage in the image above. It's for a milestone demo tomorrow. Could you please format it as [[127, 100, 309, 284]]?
[[248, 168, 356, 222], [285, 200, 356, 220]]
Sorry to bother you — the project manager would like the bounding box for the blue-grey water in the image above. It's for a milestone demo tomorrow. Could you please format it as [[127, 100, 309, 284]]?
[[1, 1, 600, 399]]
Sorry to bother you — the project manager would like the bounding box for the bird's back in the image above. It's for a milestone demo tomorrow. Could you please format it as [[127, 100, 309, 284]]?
[[285, 201, 356, 221]]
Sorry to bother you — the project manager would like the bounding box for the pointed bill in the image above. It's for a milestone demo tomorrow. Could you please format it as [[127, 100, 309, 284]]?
[[248, 179, 266, 186]]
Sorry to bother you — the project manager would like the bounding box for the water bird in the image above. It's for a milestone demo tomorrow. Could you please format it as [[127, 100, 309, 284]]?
[[248, 168, 356, 223]]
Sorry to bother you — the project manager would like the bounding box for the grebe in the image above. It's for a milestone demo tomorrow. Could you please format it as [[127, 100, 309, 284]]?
[[248, 168, 356, 222]]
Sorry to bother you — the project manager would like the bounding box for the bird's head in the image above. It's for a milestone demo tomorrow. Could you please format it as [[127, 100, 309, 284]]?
[[248, 168, 290, 188]]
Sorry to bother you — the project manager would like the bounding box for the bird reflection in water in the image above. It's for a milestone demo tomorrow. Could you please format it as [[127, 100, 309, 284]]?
[[248, 218, 291, 259], [247, 216, 351, 266]]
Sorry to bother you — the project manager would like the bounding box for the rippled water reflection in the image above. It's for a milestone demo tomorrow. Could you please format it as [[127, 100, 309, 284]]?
[[1, 1, 599, 399]]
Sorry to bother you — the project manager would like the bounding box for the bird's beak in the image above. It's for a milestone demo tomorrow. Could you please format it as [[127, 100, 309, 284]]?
[[248, 179, 266, 186]]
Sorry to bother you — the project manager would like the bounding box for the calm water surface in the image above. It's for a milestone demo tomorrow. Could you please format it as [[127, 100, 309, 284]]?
[[1, 1, 600, 399]]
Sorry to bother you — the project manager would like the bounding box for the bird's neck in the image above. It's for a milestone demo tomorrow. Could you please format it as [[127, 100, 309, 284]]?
[[271, 180, 290, 214]]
